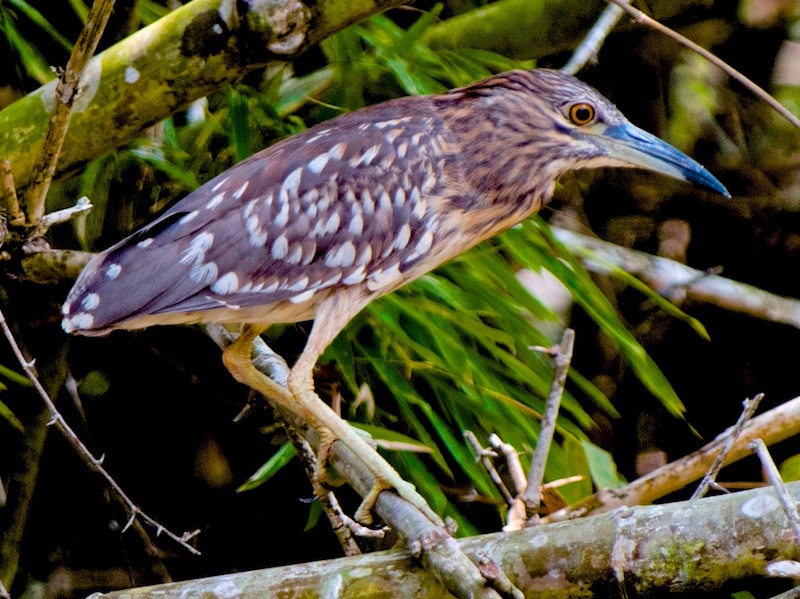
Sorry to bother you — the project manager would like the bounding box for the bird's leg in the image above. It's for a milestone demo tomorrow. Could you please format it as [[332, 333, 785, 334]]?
[[222, 321, 442, 527], [289, 342, 442, 526], [288, 293, 444, 527]]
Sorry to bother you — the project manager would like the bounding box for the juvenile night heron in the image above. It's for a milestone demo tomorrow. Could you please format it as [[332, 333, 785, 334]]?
[[63, 69, 728, 525]]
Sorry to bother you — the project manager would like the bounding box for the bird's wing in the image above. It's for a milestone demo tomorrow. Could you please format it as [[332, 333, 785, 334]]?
[[63, 97, 452, 332]]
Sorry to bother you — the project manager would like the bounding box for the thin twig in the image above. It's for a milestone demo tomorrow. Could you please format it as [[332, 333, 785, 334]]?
[[489, 434, 527, 497], [561, 0, 630, 75], [691, 393, 764, 500], [523, 329, 575, 520], [25, 0, 116, 224], [750, 438, 800, 545], [464, 431, 514, 505], [607, 0, 800, 132], [0, 306, 201, 555], [33, 197, 92, 237], [0, 160, 24, 228]]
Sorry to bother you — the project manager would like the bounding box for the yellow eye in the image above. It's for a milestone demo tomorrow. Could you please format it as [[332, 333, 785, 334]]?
[[568, 103, 595, 126]]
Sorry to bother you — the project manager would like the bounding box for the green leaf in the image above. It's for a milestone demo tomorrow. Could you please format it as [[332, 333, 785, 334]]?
[[582, 440, 626, 490], [228, 86, 252, 162], [780, 454, 800, 482], [0, 397, 23, 432], [6, 0, 73, 52], [238, 442, 297, 492]]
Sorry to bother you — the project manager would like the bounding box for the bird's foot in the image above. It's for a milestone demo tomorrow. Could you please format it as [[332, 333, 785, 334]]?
[[305, 399, 443, 527]]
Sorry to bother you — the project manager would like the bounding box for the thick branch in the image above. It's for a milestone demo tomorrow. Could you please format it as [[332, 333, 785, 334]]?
[[91, 482, 800, 597]]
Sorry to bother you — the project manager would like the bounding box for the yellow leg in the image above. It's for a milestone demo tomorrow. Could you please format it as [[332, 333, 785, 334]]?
[[223, 320, 443, 527]]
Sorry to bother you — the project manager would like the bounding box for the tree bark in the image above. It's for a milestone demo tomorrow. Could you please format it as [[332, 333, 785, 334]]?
[[90, 481, 800, 598]]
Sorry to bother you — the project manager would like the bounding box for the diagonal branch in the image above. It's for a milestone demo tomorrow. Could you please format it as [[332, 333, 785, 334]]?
[[24, 0, 116, 224]]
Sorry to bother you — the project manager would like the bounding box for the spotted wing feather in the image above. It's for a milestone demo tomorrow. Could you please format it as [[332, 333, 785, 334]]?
[[63, 97, 448, 334]]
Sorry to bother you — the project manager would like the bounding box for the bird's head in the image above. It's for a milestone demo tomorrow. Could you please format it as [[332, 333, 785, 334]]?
[[445, 69, 729, 201]]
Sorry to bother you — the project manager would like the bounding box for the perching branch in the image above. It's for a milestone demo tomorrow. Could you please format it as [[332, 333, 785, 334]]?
[[204, 325, 502, 599]]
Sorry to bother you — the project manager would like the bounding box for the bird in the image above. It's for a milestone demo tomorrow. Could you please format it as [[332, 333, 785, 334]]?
[[62, 68, 728, 525]]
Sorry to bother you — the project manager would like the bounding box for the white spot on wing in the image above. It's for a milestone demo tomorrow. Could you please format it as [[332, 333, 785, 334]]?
[[356, 245, 372, 266], [274, 201, 289, 228], [272, 234, 289, 259], [70, 313, 94, 330], [287, 276, 309, 292], [361, 190, 375, 214], [325, 241, 356, 268], [206, 192, 226, 209], [328, 142, 347, 160], [397, 142, 408, 159], [232, 181, 249, 199], [82, 293, 100, 310], [394, 188, 406, 207], [181, 232, 214, 266], [212, 176, 229, 192], [285, 243, 303, 264], [348, 211, 364, 236], [106, 263, 122, 279], [307, 153, 330, 174], [137, 238, 154, 248], [282, 167, 303, 198], [342, 265, 366, 285], [179, 210, 199, 225], [385, 128, 404, 144], [394, 223, 411, 251], [367, 263, 402, 291], [212, 272, 239, 294], [190, 262, 219, 284], [289, 289, 315, 304]]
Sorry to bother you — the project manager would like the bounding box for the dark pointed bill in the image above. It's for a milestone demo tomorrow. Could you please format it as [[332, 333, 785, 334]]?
[[601, 122, 730, 198]]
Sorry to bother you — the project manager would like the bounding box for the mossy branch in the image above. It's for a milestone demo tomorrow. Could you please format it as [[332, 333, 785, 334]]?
[[91, 481, 800, 598], [0, 0, 410, 196]]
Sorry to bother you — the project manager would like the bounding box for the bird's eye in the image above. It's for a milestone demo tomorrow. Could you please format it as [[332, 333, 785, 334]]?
[[568, 103, 596, 126]]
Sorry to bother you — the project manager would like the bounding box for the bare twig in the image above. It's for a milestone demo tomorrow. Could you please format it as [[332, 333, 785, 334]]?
[[0, 160, 24, 228], [523, 329, 575, 520], [464, 431, 514, 505], [32, 197, 92, 237], [561, 0, 630, 75], [0, 307, 201, 555], [607, 0, 800, 132], [691, 393, 763, 500], [25, 0, 116, 224], [553, 226, 800, 330], [546, 394, 800, 523], [488, 434, 527, 496], [0, 474, 6, 508], [751, 439, 800, 545]]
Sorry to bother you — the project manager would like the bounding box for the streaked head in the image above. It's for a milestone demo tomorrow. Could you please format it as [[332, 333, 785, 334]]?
[[444, 69, 729, 200]]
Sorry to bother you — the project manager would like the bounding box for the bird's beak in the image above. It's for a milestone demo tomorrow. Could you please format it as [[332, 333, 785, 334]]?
[[599, 122, 730, 198]]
